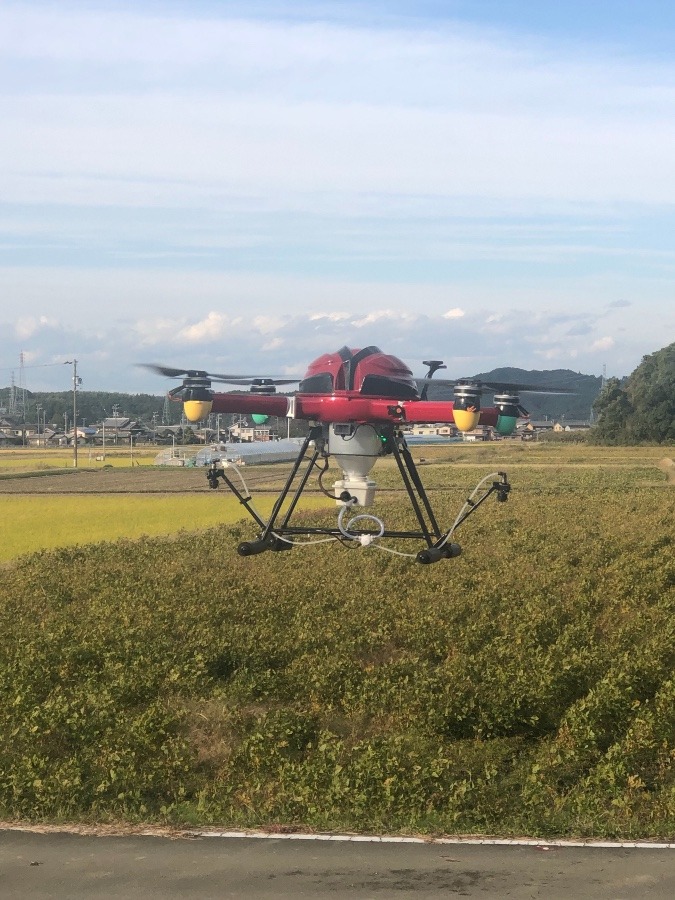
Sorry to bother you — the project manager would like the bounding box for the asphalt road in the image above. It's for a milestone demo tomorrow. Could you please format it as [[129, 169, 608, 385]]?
[[2, 830, 675, 898]]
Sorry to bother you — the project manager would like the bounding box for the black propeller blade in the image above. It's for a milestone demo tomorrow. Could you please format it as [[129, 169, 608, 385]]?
[[419, 377, 575, 395], [139, 363, 254, 381], [218, 377, 299, 387], [140, 364, 299, 387]]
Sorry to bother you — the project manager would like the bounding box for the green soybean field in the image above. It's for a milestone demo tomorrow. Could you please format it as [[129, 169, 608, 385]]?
[[0, 446, 673, 839]]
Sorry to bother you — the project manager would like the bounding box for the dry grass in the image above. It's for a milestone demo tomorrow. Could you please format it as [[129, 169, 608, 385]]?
[[658, 457, 675, 482]]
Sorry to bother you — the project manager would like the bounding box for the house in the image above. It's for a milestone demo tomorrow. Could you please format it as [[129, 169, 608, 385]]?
[[408, 424, 457, 437], [553, 420, 592, 433], [228, 423, 274, 443], [462, 426, 496, 442], [66, 426, 98, 445], [0, 429, 22, 447], [96, 417, 152, 444]]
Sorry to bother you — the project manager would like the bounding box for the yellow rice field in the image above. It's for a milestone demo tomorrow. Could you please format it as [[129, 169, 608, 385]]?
[[1, 493, 329, 563]]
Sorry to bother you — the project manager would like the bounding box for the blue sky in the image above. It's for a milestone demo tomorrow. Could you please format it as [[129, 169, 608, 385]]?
[[1, 0, 674, 393]]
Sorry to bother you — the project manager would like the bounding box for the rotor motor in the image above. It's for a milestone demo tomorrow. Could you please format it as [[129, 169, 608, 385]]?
[[493, 392, 520, 436], [452, 383, 482, 432], [181, 377, 214, 422]]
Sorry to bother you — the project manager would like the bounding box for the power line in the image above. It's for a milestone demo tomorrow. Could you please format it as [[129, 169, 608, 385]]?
[[0, 361, 72, 373]]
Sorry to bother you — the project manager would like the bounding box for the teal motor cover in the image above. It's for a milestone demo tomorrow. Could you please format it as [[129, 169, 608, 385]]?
[[493, 393, 520, 436], [495, 415, 518, 436]]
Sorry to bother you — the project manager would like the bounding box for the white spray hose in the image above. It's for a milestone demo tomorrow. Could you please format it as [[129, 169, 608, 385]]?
[[337, 498, 385, 547], [435, 470, 505, 550], [225, 461, 504, 555], [357, 470, 506, 558]]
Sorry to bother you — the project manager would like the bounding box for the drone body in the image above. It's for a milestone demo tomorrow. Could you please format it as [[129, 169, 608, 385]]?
[[145, 346, 570, 562], [178, 345, 522, 436]]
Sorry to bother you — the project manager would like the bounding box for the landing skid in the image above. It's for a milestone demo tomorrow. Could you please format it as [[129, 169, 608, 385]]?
[[207, 425, 510, 564]]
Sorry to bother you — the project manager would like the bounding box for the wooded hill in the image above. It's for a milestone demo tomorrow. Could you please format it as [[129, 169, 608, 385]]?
[[423, 367, 602, 421]]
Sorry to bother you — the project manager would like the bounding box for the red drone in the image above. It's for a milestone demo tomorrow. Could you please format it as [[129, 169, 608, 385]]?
[[145, 346, 569, 563]]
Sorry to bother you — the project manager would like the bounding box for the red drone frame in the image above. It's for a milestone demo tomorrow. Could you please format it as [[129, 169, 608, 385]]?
[[145, 346, 570, 563]]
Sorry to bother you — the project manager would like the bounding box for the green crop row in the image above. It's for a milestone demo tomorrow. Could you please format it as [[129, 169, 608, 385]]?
[[0, 460, 673, 837]]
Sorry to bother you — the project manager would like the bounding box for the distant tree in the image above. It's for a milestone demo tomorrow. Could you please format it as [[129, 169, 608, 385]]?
[[182, 426, 199, 445], [13, 391, 171, 427], [591, 342, 675, 444], [624, 342, 675, 443], [591, 378, 634, 444]]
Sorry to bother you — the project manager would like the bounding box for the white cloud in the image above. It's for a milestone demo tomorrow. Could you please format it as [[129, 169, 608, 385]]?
[[442, 308, 465, 319], [4, 6, 675, 210], [14, 315, 59, 339], [309, 312, 351, 322], [134, 317, 188, 347], [351, 309, 418, 328], [178, 312, 233, 344], [252, 315, 285, 335], [591, 336, 616, 351], [262, 337, 284, 351]]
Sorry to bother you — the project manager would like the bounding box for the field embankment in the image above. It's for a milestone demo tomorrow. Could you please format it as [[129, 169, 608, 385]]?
[[0, 446, 673, 838]]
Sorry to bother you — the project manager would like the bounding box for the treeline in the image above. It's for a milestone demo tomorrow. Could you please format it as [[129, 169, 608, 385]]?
[[591, 342, 675, 445], [2, 391, 175, 426]]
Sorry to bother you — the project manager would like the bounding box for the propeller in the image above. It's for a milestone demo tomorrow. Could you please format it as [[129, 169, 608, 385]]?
[[140, 363, 253, 382], [416, 362, 576, 435], [419, 377, 575, 395], [139, 363, 298, 389]]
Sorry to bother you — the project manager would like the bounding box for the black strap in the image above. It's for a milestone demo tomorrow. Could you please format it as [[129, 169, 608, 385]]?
[[346, 346, 380, 390], [337, 346, 353, 391]]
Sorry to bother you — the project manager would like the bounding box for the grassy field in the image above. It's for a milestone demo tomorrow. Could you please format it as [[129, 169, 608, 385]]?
[[0, 447, 161, 472], [0, 443, 673, 837], [2, 443, 670, 563]]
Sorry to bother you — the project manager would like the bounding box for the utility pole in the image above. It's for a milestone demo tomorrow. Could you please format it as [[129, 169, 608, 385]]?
[[64, 359, 81, 468], [8, 371, 16, 415]]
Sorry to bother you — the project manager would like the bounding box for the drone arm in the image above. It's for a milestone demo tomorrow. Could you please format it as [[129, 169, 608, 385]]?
[[210, 393, 291, 417], [478, 407, 500, 427], [207, 393, 503, 427], [398, 401, 500, 427], [295, 396, 487, 425]]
